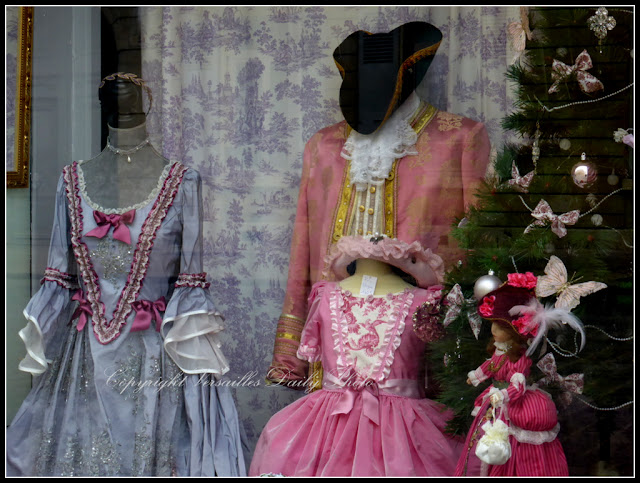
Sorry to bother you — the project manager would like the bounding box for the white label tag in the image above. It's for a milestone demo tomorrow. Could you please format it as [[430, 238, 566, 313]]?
[[359, 275, 378, 296]]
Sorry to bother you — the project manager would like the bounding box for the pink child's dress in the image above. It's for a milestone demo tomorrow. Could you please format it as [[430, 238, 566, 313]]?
[[250, 281, 462, 477], [455, 344, 569, 476]]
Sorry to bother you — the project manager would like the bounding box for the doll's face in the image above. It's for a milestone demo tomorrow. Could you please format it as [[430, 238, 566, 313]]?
[[491, 323, 513, 343]]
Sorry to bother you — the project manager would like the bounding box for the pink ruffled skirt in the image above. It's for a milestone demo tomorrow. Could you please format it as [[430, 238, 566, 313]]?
[[249, 388, 462, 477]]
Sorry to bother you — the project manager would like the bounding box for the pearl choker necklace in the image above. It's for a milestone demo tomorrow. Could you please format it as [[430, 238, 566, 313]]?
[[106, 137, 150, 163]]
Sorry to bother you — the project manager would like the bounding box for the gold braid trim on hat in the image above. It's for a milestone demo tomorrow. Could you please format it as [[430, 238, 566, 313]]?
[[380, 40, 442, 130]]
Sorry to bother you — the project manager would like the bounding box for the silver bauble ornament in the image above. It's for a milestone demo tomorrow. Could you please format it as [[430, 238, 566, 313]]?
[[591, 214, 603, 226], [559, 138, 572, 150], [607, 170, 619, 186], [473, 270, 502, 300], [571, 153, 598, 188]]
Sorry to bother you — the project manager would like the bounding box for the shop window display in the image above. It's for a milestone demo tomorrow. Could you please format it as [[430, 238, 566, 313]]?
[[5, 6, 633, 477]]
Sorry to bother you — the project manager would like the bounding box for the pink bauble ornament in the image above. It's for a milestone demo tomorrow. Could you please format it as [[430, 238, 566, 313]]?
[[571, 153, 598, 188]]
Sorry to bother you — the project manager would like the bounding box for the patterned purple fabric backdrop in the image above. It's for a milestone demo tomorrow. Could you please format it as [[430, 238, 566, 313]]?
[[140, 6, 519, 459]]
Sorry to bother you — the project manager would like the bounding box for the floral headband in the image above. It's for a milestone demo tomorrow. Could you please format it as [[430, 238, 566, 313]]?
[[99, 72, 153, 115]]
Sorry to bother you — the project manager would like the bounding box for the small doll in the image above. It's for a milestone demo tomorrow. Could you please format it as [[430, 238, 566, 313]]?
[[454, 272, 586, 477]]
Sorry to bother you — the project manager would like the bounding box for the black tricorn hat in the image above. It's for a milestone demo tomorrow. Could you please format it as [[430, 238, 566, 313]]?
[[333, 21, 443, 135]]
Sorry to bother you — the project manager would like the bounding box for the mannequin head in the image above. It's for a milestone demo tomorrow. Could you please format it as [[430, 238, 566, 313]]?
[[333, 21, 443, 134], [99, 73, 150, 129]]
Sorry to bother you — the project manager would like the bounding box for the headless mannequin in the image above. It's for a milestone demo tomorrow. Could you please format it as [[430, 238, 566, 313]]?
[[79, 78, 169, 211], [338, 258, 413, 296]]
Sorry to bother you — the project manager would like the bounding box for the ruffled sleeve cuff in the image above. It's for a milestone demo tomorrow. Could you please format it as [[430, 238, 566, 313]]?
[[467, 367, 489, 387], [20, 275, 78, 375], [162, 283, 230, 376]]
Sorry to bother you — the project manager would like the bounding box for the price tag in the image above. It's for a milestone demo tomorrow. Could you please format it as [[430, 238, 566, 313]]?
[[359, 275, 378, 296]]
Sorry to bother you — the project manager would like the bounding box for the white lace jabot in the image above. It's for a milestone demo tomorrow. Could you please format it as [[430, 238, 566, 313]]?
[[341, 92, 421, 190], [493, 341, 512, 355]]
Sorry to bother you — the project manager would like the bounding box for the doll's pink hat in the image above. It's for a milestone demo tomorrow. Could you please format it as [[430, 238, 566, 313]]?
[[324, 235, 444, 288]]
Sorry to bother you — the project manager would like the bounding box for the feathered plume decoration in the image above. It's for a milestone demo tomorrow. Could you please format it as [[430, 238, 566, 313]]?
[[509, 299, 586, 357]]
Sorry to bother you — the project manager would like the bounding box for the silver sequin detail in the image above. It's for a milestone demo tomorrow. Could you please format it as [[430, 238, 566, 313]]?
[[91, 237, 134, 286]]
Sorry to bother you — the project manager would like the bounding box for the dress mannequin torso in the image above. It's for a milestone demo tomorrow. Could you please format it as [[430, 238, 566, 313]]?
[[338, 258, 413, 295], [79, 122, 170, 211], [79, 78, 169, 211]]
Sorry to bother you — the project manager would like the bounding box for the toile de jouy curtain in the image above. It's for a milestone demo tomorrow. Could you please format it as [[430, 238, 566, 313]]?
[[139, 5, 520, 458]]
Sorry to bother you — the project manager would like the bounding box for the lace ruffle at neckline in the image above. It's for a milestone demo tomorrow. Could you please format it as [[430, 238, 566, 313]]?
[[75, 161, 174, 215]]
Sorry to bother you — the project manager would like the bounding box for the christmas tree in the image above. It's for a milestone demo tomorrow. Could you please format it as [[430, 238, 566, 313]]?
[[429, 7, 633, 476]]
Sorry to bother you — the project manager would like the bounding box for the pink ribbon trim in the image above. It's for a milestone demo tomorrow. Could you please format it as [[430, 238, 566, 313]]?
[[71, 290, 93, 332], [85, 209, 136, 244], [130, 297, 166, 332], [323, 372, 420, 426]]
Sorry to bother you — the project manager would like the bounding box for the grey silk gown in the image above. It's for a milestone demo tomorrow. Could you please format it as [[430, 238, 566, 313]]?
[[6, 161, 246, 476]]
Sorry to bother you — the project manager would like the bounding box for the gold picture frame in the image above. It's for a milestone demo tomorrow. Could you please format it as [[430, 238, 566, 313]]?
[[6, 7, 34, 189]]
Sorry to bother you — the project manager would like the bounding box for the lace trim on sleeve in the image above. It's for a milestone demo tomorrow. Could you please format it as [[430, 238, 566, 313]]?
[[42, 268, 79, 290], [175, 273, 210, 289]]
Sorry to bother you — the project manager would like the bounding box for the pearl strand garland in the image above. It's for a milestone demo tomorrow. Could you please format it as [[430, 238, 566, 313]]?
[[537, 83, 633, 113]]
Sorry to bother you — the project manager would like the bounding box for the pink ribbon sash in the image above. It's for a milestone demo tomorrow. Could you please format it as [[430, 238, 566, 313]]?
[[130, 297, 166, 332], [85, 209, 136, 244], [323, 372, 421, 426], [71, 290, 93, 332]]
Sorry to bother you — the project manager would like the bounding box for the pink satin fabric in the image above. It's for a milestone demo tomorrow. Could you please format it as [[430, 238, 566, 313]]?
[[251, 282, 464, 476], [270, 113, 491, 383], [71, 290, 92, 332], [131, 297, 166, 332], [323, 372, 421, 426], [85, 209, 136, 244]]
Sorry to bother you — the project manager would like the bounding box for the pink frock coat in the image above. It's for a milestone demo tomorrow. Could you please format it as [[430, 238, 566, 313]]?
[[251, 281, 463, 477], [270, 108, 491, 384]]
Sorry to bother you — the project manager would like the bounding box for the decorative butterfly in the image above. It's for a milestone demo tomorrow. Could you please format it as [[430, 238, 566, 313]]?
[[507, 7, 533, 64], [507, 161, 535, 192], [535, 256, 607, 310]]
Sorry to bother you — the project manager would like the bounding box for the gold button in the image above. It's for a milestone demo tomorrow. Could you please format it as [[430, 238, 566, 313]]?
[[370, 186, 376, 194], [357, 228, 363, 235], [359, 205, 365, 212], [366, 231, 372, 235], [368, 208, 374, 215]]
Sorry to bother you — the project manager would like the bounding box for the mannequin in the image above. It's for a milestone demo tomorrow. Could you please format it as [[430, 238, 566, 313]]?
[[334, 21, 443, 135], [268, 21, 492, 387], [6, 72, 247, 476], [339, 258, 413, 296], [250, 236, 460, 477], [79, 76, 169, 211]]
